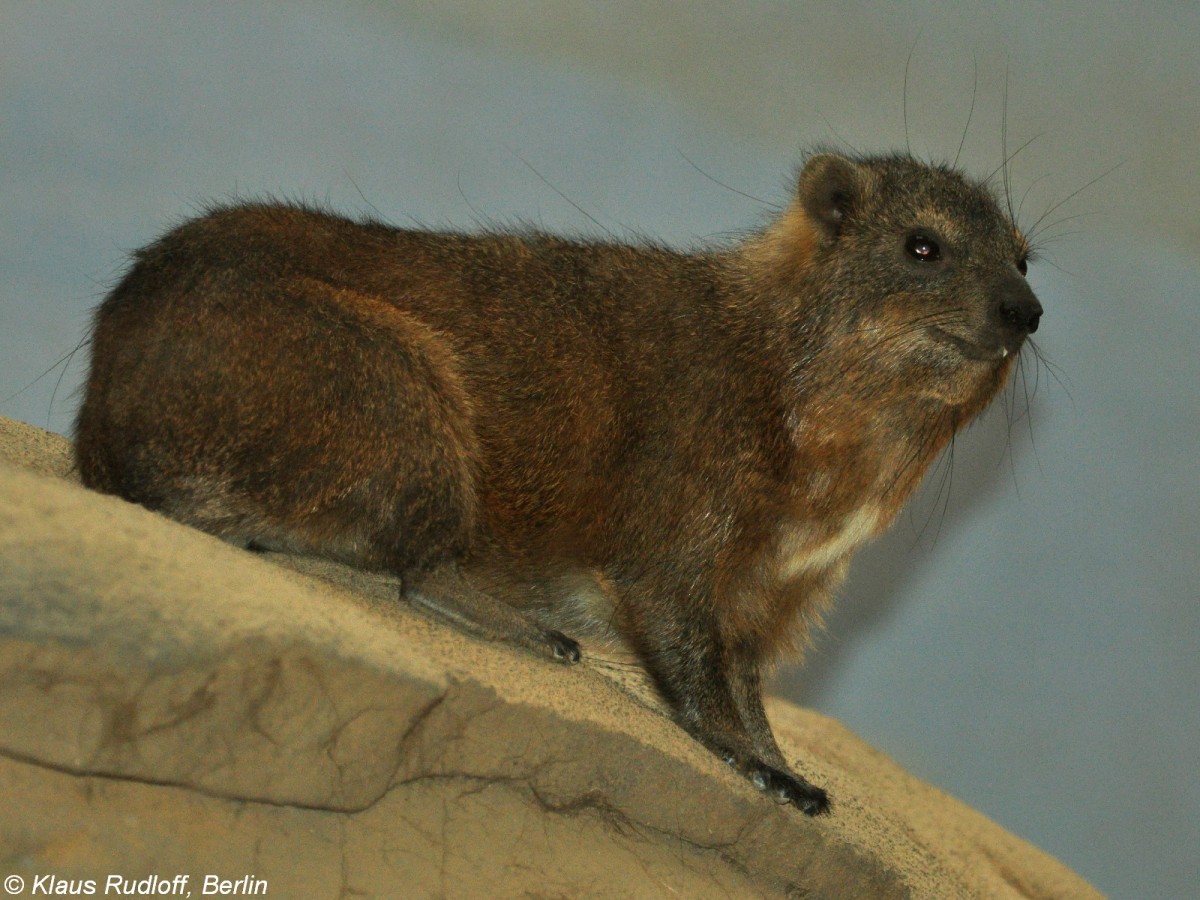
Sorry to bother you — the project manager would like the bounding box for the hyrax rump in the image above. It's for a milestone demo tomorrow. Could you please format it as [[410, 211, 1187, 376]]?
[[75, 152, 1042, 815]]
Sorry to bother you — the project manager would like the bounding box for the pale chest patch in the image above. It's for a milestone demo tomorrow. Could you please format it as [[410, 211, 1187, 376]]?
[[775, 504, 885, 581]]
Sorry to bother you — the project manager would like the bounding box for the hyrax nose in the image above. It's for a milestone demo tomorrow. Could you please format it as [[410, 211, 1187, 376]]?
[[995, 278, 1043, 335]]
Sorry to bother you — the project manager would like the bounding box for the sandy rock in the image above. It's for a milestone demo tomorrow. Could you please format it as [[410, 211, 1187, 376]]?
[[0, 416, 1100, 898]]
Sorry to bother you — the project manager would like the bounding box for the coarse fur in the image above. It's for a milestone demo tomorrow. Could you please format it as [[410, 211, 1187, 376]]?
[[75, 150, 1042, 815]]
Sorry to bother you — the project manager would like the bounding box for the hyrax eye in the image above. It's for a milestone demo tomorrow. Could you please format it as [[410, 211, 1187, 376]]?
[[905, 233, 941, 262], [1017, 256, 1029, 276]]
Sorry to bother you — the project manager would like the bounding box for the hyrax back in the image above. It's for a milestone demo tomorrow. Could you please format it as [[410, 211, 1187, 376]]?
[[76, 152, 1041, 815]]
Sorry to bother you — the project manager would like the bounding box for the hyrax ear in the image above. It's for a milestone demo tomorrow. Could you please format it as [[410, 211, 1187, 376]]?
[[797, 153, 861, 240]]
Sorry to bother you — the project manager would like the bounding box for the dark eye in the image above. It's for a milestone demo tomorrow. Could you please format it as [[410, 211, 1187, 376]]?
[[1017, 257, 1029, 276], [905, 233, 941, 262]]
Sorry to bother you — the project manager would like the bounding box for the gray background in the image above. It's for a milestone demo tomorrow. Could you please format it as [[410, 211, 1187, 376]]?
[[3, 3, 1196, 896]]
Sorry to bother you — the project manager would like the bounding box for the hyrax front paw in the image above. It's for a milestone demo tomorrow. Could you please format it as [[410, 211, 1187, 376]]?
[[545, 629, 582, 664], [719, 751, 830, 816], [749, 763, 830, 816]]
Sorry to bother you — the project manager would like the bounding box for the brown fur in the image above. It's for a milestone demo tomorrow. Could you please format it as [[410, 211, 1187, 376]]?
[[75, 151, 1042, 815]]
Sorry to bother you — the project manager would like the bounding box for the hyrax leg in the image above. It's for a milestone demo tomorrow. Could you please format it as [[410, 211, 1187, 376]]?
[[725, 645, 829, 815], [628, 588, 830, 816], [79, 279, 472, 566], [404, 562, 581, 664], [78, 272, 581, 665]]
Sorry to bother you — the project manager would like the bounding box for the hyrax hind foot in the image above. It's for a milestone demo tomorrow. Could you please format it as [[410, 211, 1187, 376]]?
[[403, 563, 582, 665], [545, 630, 582, 663]]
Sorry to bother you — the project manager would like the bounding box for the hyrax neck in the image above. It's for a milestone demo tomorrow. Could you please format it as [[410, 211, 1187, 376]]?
[[723, 242, 964, 575], [768, 340, 960, 587]]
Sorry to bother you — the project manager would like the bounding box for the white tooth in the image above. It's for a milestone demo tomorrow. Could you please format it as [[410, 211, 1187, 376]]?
[[1000, 347, 1009, 358]]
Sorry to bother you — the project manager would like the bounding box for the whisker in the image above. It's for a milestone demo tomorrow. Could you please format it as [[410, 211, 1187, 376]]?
[[885, 407, 954, 502], [1015, 173, 1051, 225], [1026, 253, 1076, 277], [815, 112, 862, 156], [1029, 228, 1092, 252], [1026, 209, 1099, 245], [49, 335, 91, 423], [510, 149, 617, 238], [953, 54, 978, 170], [998, 368, 1021, 495], [903, 39, 918, 158], [456, 169, 495, 229], [1018, 351, 1044, 473], [677, 150, 779, 209], [985, 132, 1042, 191], [3, 334, 92, 414], [926, 429, 956, 547], [842, 308, 968, 339], [1028, 339, 1076, 405], [587, 657, 644, 670], [1024, 162, 1122, 238], [999, 66, 1013, 223], [1003, 376, 1023, 499], [343, 169, 386, 223]]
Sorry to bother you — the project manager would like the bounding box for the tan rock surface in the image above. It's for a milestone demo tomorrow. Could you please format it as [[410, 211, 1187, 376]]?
[[0, 416, 1100, 898]]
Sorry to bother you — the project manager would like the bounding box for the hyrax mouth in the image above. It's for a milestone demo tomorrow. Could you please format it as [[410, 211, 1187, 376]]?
[[928, 326, 1017, 362]]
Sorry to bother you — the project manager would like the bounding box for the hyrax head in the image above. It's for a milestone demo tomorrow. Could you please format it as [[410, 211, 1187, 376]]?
[[782, 151, 1041, 401]]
